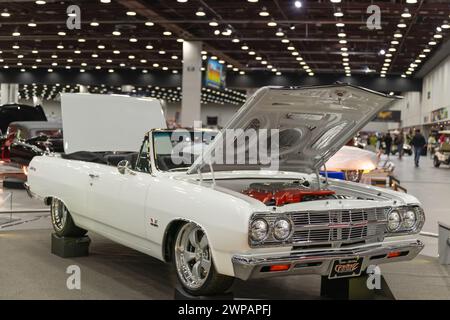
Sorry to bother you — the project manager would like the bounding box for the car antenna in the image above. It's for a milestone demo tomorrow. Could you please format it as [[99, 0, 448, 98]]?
[[322, 163, 329, 187], [197, 167, 203, 184], [315, 168, 321, 191], [208, 161, 216, 186]]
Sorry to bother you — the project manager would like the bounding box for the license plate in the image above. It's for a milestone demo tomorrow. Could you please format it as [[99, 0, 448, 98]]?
[[329, 257, 364, 279]]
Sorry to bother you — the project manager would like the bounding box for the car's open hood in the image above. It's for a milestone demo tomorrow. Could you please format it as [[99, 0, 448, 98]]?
[[187, 84, 398, 174]]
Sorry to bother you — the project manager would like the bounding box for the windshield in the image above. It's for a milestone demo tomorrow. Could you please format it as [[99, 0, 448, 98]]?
[[153, 130, 218, 171]]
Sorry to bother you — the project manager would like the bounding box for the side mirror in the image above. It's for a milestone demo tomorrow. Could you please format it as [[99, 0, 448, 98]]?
[[117, 159, 131, 175]]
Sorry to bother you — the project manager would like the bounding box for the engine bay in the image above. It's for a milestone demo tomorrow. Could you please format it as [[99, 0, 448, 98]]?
[[242, 181, 336, 206]]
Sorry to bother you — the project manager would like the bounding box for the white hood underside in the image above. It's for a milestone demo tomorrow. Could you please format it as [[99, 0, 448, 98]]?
[[188, 84, 398, 174]]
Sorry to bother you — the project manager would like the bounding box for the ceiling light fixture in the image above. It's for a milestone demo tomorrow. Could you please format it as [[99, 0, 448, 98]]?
[[196, 7, 206, 16], [334, 8, 344, 17], [259, 7, 269, 17], [275, 28, 284, 36], [401, 9, 411, 18]]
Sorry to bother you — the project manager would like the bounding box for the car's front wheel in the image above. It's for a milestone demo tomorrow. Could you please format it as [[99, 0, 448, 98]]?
[[174, 222, 234, 296], [51, 198, 87, 237]]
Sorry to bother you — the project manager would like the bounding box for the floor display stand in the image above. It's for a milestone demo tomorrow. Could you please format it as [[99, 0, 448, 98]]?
[[2, 177, 26, 189], [438, 221, 450, 265], [174, 285, 234, 300], [320, 274, 395, 300], [51, 233, 91, 258]]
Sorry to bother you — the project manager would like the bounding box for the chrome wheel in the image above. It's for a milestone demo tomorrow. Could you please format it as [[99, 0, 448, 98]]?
[[51, 198, 67, 231], [344, 170, 362, 182], [174, 223, 212, 290]]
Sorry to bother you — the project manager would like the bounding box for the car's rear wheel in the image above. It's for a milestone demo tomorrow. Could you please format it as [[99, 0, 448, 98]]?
[[433, 157, 441, 168], [173, 222, 234, 296], [51, 198, 87, 237]]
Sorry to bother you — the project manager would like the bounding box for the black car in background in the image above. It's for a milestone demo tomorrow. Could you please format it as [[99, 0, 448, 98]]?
[[0, 104, 47, 134], [8, 121, 63, 166], [0, 104, 47, 160]]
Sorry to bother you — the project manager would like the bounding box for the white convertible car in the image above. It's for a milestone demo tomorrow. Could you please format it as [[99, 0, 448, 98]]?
[[26, 85, 425, 296]]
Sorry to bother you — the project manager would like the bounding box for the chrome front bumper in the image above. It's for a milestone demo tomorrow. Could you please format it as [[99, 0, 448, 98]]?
[[232, 239, 424, 280]]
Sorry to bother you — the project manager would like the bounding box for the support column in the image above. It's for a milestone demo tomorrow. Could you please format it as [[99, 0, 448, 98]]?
[[79, 85, 89, 93], [0, 84, 8, 105], [181, 41, 202, 127], [9, 84, 19, 103], [1, 83, 19, 104]]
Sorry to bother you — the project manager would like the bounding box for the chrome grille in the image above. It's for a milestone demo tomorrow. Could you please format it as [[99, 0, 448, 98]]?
[[290, 207, 389, 245]]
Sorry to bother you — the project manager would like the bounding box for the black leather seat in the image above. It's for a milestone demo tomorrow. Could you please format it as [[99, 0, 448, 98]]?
[[104, 152, 138, 167]]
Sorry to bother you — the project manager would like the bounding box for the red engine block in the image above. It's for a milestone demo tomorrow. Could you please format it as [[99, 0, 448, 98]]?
[[242, 188, 335, 206]]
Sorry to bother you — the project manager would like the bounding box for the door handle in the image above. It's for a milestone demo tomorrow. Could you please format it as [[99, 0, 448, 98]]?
[[88, 173, 100, 179]]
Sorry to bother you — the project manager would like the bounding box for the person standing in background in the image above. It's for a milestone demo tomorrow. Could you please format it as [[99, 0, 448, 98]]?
[[384, 133, 393, 158], [394, 130, 404, 160], [411, 129, 427, 167], [427, 135, 436, 158]]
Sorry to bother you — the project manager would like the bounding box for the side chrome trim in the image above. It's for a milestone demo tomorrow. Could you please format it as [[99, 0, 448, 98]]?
[[24, 182, 34, 198]]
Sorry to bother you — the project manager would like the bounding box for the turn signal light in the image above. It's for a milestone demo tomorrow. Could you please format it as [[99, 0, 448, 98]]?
[[387, 251, 401, 258], [269, 264, 290, 272]]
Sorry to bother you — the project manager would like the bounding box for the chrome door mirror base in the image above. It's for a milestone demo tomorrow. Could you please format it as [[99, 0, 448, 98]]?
[[117, 159, 132, 175]]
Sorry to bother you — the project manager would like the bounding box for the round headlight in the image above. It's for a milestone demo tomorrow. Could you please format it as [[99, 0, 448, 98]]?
[[250, 219, 269, 242], [273, 218, 292, 241], [403, 210, 417, 229], [387, 210, 401, 232]]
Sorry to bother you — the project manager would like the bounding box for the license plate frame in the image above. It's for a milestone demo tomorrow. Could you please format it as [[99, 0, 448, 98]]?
[[329, 257, 364, 279]]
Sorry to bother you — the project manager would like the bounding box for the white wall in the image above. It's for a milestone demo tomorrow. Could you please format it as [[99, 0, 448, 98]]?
[[421, 55, 450, 124], [388, 91, 422, 128]]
